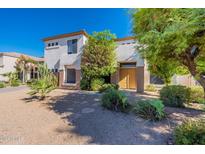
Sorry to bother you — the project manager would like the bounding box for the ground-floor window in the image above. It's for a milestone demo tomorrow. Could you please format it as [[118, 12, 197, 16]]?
[[66, 68, 76, 83]]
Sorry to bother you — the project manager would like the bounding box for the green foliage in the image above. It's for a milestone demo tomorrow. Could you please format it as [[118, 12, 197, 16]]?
[[101, 88, 129, 112], [132, 8, 205, 95], [0, 82, 6, 88], [99, 83, 119, 93], [28, 64, 57, 100], [145, 84, 157, 92], [81, 30, 117, 85], [90, 78, 104, 91], [3, 72, 20, 87], [174, 119, 205, 145], [148, 61, 176, 85], [15, 55, 36, 82], [133, 99, 165, 121], [190, 86, 205, 104], [11, 80, 21, 87], [160, 85, 191, 107], [37, 63, 51, 78], [80, 78, 90, 90]]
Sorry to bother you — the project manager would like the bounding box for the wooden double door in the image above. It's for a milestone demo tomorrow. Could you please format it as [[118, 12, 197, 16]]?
[[119, 68, 137, 89]]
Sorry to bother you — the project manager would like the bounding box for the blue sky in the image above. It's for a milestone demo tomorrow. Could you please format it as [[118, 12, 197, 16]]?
[[0, 8, 132, 57]]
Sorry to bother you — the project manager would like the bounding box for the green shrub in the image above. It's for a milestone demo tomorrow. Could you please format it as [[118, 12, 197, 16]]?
[[11, 80, 21, 87], [28, 64, 57, 100], [99, 83, 119, 93], [26, 79, 37, 86], [80, 79, 90, 90], [91, 78, 104, 91], [145, 84, 157, 92], [160, 85, 191, 107], [190, 86, 205, 104], [174, 119, 205, 145], [133, 99, 165, 121], [0, 82, 6, 88], [3, 71, 20, 87], [101, 88, 129, 112]]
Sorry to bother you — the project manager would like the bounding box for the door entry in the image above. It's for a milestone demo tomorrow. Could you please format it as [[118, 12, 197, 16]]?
[[119, 68, 136, 89]]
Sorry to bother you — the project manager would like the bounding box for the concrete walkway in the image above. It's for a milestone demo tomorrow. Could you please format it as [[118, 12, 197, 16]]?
[[0, 85, 29, 93]]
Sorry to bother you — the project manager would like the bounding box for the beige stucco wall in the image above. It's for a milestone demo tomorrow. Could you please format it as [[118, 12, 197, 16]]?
[[116, 40, 144, 67], [0, 55, 17, 81], [44, 34, 87, 71]]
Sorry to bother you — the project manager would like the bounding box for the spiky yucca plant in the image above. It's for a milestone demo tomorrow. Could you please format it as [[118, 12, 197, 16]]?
[[28, 64, 57, 100]]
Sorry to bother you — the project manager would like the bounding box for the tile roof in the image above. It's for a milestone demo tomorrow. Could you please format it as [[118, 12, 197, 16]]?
[[0, 52, 44, 62]]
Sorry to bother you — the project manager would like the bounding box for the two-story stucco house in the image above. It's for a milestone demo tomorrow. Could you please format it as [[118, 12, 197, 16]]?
[[0, 52, 44, 82], [43, 30, 150, 92], [43, 30, 198, 92]]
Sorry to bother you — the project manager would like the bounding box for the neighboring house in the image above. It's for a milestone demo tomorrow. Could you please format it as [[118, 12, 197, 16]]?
[[0, 52, 44, 82], [43, 30, 149, 92], [43, 30, 197, 92]]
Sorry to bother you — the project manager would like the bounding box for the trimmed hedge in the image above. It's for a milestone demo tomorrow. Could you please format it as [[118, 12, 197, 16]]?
[[174, 119, 205, 145], [99, 83, 119, 93], [80, 78, 90, 90], [160, 85, 191, 107], [190, 86, 205, 104], [0, 82, 6, 88], [91, 78, 104, 91]]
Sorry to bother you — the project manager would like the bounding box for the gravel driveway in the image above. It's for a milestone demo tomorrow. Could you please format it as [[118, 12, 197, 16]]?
[[0, 89, 204, 144], [0, 85, 28, 93]]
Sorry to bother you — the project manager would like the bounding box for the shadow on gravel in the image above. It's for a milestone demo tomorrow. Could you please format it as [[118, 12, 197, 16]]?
[[43, 90, 185, 145], [20, 89, 205, 144]]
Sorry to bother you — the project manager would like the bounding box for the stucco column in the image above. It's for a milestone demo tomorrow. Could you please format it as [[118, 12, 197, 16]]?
[[136, 66, 144, 93], [59, 70, 64, 88], [111, 68, 119, 84], [75, 70, 81, 89]]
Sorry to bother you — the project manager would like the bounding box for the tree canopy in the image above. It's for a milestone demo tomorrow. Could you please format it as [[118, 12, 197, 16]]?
[[81, 30, 117, 81], [15, 55, 36, 82], [132, 8, 205, 96]]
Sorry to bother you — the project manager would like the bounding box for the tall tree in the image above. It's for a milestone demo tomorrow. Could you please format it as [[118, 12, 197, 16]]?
[[81, 30, 117, 86], [15, 55, 36, 82], [132, 8, 205, 98]]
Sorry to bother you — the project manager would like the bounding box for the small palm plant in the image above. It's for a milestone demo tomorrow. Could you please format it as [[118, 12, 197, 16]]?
[[28, 64, 57, 100]]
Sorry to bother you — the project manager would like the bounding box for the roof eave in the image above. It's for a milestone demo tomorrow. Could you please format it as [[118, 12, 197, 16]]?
[[42, 30, 89, 42]]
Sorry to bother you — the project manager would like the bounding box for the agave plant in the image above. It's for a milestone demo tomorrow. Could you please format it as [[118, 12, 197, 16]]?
[[28, 64, 57, 100]]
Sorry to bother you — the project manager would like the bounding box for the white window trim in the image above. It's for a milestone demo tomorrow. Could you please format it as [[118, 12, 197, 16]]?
[[67, 39, 78, 54], [45, 46, 59, 50]]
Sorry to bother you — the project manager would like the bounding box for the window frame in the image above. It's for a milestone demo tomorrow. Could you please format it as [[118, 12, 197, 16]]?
[[67, 39, 78, 54], [65, 68, 76, 84]]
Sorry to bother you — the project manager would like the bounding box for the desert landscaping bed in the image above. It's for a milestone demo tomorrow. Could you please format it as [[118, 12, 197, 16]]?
[[0, 88, 204, 144]]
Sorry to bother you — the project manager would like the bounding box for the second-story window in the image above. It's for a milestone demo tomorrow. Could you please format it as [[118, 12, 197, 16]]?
[[67, 39, 77, 54], [47, 42, 58, 48]]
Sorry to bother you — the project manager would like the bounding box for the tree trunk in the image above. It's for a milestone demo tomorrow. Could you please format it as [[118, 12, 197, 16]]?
[[182, 52, 205, 100]]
